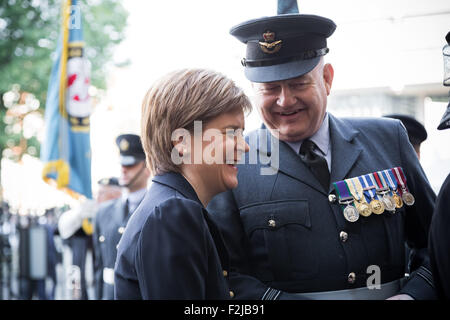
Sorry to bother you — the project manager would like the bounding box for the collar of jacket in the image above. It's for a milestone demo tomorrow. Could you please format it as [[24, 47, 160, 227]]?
[[248, 113, 361, 195], [152, 171, 202, 206]]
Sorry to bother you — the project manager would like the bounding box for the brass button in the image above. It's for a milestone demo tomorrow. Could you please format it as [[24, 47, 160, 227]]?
[[268, 219, 276, 228], [118, 227, 125, 234], [229, 291, 235, 298], [328, 194, 337, 203], [99, 235, 105, 242], [223, 270, 228, 277], [348, 272, 356, 284], [339, 231, 348, 242]]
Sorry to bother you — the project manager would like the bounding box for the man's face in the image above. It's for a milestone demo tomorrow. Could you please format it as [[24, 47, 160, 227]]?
[[252, 61, 334, 142], [120, 161, 149, 191]]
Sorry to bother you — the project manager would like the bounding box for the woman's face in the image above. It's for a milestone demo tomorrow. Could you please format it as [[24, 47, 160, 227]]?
[[189, 107, 249, 195]]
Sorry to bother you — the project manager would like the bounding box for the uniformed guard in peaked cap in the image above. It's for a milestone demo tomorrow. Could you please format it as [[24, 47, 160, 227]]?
[[115, 134, 146, 166], [383, 114, 428, 146], [230, 13, 336, 83]]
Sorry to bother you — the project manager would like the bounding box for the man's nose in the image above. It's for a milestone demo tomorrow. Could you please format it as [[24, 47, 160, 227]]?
[[277, 86, 297, 107]]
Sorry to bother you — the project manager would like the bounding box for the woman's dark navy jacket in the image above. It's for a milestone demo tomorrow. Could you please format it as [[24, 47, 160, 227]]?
[[114, 172, 230, 299]]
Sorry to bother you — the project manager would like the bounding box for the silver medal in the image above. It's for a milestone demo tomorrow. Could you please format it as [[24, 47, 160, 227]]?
[[402, 191, 415, 206], [343, 204, 359, 222], [382, 194, 396, 211]]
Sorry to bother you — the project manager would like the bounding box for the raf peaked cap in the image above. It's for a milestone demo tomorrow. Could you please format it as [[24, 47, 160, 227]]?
[[384, 114, 428, 145], [230, 14, 336, 83], [115, 134, 146, 166]]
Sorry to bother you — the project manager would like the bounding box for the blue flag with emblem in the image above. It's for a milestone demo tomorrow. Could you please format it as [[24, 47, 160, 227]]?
[[277, 0, 299, 14], [41, 0, 92, 199]]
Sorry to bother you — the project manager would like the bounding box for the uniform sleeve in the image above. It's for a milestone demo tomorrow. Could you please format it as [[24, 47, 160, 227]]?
[[208, 190, 305, 300], [429, 173, 450, 299], [92, 209, 104, 300], [395, 121, 437, 300], [135, 198, 210, 299]]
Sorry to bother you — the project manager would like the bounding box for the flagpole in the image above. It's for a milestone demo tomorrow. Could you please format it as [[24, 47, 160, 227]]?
[[59, 0, 71, 117]]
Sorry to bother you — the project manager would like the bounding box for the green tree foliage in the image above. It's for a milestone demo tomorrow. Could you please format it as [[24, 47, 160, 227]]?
[[0, 0, 128, 161]]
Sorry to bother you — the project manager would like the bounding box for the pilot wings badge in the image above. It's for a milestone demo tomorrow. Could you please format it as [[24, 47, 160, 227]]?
[[259, 31, 282, 54]]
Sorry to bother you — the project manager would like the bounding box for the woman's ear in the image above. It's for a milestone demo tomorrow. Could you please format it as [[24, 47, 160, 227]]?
[[171, 128, 191, 157], [173, 141, 189, 157]]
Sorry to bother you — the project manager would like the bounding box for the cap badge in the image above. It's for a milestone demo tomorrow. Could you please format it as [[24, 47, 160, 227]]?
[[259, 31, 282, 54], [119, 139, 129, 151]]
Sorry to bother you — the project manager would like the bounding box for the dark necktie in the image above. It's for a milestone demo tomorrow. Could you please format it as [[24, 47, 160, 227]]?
[[123, 199, 129, 220], [299, 139, 330, 191]]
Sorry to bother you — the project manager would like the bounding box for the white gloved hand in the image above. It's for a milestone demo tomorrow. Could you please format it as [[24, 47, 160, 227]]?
[[79, 199, 98, 219], [58, 199, 98, 239]]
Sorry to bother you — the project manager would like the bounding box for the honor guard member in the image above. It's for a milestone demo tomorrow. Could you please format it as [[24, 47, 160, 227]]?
[[208, 13, 437, 299], [93, 134, 150, 299], [383, 114, 428, 159], [429, 30, 450, 300], [58, 177, 120, 299]]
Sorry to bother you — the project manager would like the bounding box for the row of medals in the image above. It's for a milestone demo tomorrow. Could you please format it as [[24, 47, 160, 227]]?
[[340, 187, 415, 223]]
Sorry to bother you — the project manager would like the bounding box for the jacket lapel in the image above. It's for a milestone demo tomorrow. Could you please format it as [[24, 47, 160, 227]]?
[[254, 114, 363, 195], [253, 127, 329, 195], [112, 198, 126, 227], [152, 172, 202, 205], [328, 114, 362, 191]]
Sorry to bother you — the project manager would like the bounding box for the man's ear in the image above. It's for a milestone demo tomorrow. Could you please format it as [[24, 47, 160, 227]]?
[[323, 63, 334, 95]]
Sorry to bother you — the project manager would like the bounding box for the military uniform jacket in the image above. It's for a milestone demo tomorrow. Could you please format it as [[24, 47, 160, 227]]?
[[429, 173, 450, 299], [114, 172, 230, 300], [208, 113, 436, 300], [93, 198, 129, 300]]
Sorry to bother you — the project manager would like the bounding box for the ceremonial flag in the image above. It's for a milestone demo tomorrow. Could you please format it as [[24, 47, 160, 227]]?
[[41, 0, 92, 199], [277, 0, 299, 14]]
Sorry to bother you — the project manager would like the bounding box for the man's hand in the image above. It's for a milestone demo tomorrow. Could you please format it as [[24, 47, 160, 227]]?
[[79, 199, 98, 219]]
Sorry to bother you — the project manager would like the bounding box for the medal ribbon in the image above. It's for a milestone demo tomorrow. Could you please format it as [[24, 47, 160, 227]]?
[[367, 173, 384, 198], [372, 172, 386, 190], [358, 176, 373, 203], [333, 180, 353, 201], [348, 177, 365, 202], [385, 169, 399, 191], [377, 171, 392, 195], [346, 178, 360, 202], [381, 170, 396, 194], [396, 167, 410, 192]]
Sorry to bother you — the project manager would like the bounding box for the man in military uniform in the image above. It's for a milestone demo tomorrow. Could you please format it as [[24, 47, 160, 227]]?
[[58, 177, 121, 299], [208, 13, 437, 299], [384, 114, 427, 159], [93, 134, 150, 300]]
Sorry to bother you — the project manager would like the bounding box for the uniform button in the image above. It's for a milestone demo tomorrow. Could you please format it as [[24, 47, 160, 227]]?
[[99, 235, 105, 242], [348, 272, 356, 284], [116, 244, 119, 249], [328, 194, 337, 203], [229, 291, 235, 298], [339, 231, 348, 242], [118, 227, 125, 234], [268, 219, 276, 228], [223, 270, 228, 277]]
